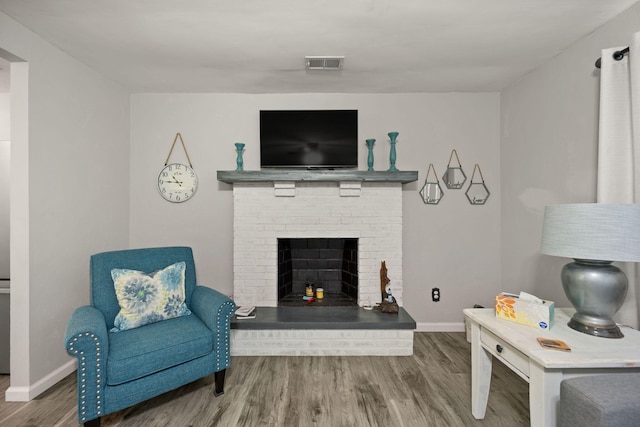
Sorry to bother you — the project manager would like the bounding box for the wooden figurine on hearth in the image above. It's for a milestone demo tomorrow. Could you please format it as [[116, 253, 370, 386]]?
[[379, 261, 399, 314]]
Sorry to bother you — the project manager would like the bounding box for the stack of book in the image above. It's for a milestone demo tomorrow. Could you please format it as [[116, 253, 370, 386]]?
[[235, 306, 256, 319]]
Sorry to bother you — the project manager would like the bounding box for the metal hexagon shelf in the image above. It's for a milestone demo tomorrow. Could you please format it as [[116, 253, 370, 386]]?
[[442, 149, 467, 189], [420, 164, 444, 204], [420, 182, 444, 204], [465, 164, 490, 205]]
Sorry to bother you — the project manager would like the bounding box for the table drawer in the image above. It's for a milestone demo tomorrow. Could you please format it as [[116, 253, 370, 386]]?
[[481, 328, 530, 378]]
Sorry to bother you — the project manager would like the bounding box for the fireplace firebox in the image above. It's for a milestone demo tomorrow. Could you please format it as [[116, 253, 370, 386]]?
[[277, 238, 358, 306]]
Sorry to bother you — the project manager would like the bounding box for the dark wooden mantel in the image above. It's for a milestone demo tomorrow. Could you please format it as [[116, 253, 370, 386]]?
[[217, 170, 419, 184]]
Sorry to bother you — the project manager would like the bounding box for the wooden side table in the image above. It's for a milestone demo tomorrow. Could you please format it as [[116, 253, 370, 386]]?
[[463, 308, 640, 427]]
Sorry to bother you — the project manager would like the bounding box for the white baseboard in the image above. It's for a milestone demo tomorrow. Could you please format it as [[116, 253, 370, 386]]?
[[5, 359, 77, 402], [415, 322, 465, 332]]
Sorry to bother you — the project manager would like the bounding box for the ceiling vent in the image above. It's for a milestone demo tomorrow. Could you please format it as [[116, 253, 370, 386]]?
[[305, 56, 344, 71]]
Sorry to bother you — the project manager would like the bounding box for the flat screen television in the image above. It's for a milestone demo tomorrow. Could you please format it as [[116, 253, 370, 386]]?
[[260, 110, 358, 169]]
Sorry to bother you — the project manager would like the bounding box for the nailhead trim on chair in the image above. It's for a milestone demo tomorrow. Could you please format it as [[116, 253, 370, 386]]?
[[68, 332, 102, 422], [67, 294, 233, 422], [216, 301, 235, 370]]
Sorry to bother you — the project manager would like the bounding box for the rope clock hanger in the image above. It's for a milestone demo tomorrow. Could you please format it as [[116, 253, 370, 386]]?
[[157, 132, 199, 203]]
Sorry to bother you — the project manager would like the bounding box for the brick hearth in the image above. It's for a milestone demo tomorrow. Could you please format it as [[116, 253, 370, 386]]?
[[230, 307, 416, 356]]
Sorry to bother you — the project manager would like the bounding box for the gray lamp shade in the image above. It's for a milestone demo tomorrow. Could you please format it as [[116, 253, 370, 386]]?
[[540, 203, 640, 262]]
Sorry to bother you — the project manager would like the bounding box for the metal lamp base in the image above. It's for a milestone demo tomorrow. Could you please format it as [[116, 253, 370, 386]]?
[[567, 317, 624, 338], [562, 259, 628, 339]]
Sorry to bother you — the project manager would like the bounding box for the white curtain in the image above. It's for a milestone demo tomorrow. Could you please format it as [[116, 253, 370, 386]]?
[[597, 31, 640, 328]]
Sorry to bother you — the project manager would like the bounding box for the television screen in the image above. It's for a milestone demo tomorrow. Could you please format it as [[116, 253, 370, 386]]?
[[260, 110, 358, 169]]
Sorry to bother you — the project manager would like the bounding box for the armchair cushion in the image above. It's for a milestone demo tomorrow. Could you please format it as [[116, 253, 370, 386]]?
[[107, 314, 213, 386], [111, 261, 191, 332]]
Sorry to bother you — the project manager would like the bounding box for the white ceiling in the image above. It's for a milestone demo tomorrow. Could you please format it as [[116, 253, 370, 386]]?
[[0, 0, 638, 93]]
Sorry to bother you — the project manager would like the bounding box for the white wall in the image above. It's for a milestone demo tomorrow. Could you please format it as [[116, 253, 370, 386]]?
[[0, 12, 130, 399], [130, 93, 501, 326], [0, 140, 8, 280], [0, 93, 9, 279], [500, 3, 640, 326], [0, 93, 8, 139]]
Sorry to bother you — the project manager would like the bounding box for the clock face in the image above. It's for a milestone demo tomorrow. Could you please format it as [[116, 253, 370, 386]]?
[[157, 163, 198, 203]]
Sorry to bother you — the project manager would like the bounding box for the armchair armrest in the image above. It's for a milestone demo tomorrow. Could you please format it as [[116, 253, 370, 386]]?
[[64, 306, 109, 424], [190, 286, 236, 332], [190, 286, 236, 371], [65, 306, 109, 353]]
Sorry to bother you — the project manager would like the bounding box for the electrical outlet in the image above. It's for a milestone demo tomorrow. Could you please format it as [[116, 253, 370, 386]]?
[[432, 287, 440, 302]]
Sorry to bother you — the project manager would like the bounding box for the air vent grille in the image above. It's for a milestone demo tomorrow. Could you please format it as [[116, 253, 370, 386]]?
[[305, 56, 344, 71]]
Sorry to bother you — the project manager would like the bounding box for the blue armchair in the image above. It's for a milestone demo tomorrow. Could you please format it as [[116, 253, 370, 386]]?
[[64, 247, 236, 426]]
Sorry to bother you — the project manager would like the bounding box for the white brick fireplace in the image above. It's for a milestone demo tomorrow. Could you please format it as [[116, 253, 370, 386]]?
[[218, 171, 418, 356], [232, 180, 404, 307]]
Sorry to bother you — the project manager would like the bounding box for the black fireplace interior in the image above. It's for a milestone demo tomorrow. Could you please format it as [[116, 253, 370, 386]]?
[[278, 238, 358, 306]]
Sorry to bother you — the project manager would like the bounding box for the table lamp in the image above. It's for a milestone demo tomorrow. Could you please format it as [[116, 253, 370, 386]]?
[[540, 203, 640, 338]]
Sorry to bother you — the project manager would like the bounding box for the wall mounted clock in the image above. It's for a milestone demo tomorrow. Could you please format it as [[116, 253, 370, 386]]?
[[157, 162, 198, 203], [158, 132, 198, 203]]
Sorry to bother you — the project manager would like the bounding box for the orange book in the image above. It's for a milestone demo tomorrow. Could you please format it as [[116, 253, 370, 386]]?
[[537, 338, 571, 352]]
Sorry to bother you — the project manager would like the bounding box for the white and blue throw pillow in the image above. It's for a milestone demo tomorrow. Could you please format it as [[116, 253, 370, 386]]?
[[110, 261, 191, 332]]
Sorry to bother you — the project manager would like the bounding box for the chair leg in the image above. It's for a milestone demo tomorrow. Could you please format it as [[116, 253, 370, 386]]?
[[214, 369, 226, 396], [84, 417, 100, 427]]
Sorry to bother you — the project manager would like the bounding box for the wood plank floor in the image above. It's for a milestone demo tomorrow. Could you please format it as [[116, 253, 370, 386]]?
[[0, 333, 529, 426]]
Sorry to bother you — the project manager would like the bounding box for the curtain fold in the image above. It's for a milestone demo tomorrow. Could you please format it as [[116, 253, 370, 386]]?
[[597, 31, 640, 328]]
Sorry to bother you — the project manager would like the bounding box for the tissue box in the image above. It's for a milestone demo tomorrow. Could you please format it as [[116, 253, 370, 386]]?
[[495, 293, 554, 330]]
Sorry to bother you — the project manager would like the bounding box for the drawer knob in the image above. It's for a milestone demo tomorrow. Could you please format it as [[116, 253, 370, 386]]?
[[496, 344, 503, 353]]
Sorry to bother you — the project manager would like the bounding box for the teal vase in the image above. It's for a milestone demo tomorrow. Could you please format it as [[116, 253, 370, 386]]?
[[387, 132, 399, 172], [365, 139, 375, 171], [235, 143, 245, 171]]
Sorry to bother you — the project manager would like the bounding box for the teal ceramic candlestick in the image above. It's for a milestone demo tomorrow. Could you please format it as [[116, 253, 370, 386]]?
[[235, 143, 245, 171], [365, 139, 375, 171], [387, 132, 399, 172]]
